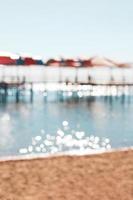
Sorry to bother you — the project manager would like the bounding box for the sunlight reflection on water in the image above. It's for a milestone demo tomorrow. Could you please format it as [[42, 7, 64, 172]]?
[[19, 121, 111, 155]]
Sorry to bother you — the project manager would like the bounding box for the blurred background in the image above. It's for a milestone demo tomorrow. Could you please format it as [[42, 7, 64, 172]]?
[[0, 0, 133, 157]]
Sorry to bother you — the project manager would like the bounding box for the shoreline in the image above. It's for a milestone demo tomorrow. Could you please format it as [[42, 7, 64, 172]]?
[[0, 146, 132, 162], [0, 149, 132, 200]]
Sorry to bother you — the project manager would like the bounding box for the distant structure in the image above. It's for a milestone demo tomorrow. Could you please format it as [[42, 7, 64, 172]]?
[[0, 53, 132, 103], [0, 52, 132, 68]]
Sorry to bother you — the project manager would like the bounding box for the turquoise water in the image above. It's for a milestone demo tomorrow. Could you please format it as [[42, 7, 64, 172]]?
[[0, 93, 133, 156]]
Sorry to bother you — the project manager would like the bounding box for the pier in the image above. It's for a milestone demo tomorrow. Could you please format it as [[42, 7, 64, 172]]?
[[0, 66, 133, 103]]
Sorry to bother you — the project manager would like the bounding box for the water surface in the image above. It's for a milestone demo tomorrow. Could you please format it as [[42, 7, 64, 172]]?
[[0, 94, 133, 156]]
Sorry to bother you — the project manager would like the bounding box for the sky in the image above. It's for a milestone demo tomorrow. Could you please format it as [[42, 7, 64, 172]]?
[[0, 0, 133, 61]]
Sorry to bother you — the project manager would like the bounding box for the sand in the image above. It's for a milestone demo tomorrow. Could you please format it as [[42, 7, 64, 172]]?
[[0, 149, 132, 200]]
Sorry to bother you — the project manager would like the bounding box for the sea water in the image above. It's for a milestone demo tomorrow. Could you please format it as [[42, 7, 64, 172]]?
[[0, 92, 132, 157]]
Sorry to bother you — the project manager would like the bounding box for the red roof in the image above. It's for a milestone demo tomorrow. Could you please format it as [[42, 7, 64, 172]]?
[[23, 57, 36, 65], [63, 59, 77, 67], [46, 59, 60, 66], [0, 56, 16, 65], [81, 59, 92, 67]]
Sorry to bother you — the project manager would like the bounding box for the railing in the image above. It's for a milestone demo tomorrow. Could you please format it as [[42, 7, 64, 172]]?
[[0, 66, 133, 85]]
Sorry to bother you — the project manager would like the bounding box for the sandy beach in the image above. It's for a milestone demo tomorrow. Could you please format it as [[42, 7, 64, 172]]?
[[0, 149, 132, 200]]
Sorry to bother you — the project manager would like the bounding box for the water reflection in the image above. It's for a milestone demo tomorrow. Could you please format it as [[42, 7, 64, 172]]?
[[0, 92, 132, 156], [19, 121, 111, 155], [0, 113, 14, 148]]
